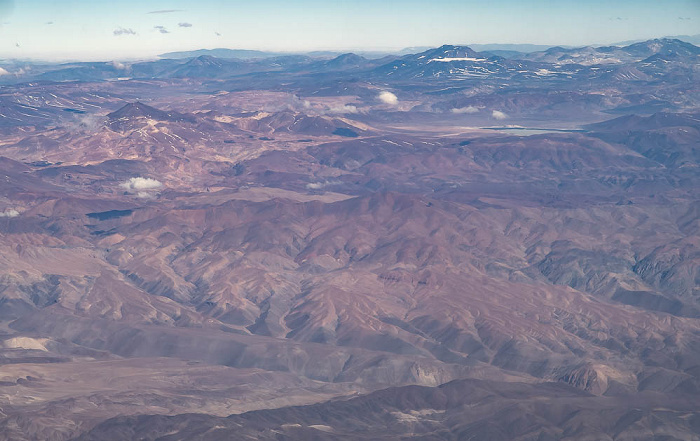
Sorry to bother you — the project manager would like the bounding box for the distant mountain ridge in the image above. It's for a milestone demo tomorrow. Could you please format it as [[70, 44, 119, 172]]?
[[1, 38, 696, 86], [612, 33, 700, 46], [524, 38, 699, 65], [157, 35, 700, 61], [159, 48, 283, 59]]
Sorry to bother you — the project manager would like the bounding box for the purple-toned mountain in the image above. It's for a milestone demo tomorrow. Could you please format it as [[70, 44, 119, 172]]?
[[106, 102, 197, 131], [166, 55, 247, 78], [320, 53, 368, 70], [372, 44, 518, 80], [524, 38, 700, 65]]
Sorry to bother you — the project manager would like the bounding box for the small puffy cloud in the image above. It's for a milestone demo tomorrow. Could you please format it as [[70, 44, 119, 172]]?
[[113, 27, 136, 36], [491, 110, 508, 120], [178, 22, 192, 27], [0, 209, 19, 218], [306, 180, 340, 190], [108, 60, 128, 70], [0, 67, 10, 76], [154, 25, 169, 34], [121, 177, 162, 191], [280, 95, 312, 112], [451, 106, 479, 114], [120, 177, 163, 196], [328, 104, 358, 114], [148, 9, 182, 14], [378, 91, 398, 106]]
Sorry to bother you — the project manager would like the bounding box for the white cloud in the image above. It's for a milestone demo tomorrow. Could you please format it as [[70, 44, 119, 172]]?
[[120, 177, 163, 194], [328, 104, 358, 114], [451, 106, 479, 114], [113, 27, 136, 36], [0, 209, 19, 218], [492, 110, 508, 120], [306, 180, 341, 190], [65, 114, 103, 133], [0, 67, 10, 76], [378, 91, 398, 106], [148, 9, 182, 14], [108, 61, 128, 70], [281, 95, 313, 112]]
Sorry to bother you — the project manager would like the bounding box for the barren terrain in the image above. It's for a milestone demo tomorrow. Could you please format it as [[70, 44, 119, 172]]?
[[0, 39, 698, 440]]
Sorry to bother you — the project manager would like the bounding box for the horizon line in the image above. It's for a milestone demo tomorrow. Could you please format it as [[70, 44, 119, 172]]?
[[1, 35, 697, 64]]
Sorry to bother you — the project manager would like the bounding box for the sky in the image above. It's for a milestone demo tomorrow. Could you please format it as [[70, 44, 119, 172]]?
[[0, 0, 698, 61]]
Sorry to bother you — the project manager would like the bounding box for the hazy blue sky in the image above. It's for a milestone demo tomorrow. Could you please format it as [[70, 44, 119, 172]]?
[[0, 0, 698, 60]]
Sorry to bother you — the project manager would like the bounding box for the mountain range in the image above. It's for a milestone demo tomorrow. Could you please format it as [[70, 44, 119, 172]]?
[[0, 38, 698, 440]]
